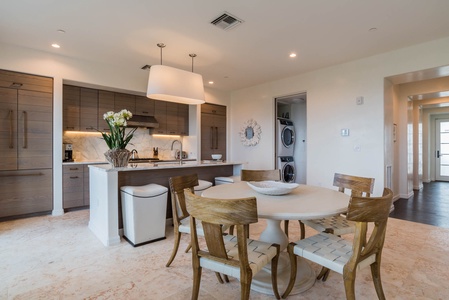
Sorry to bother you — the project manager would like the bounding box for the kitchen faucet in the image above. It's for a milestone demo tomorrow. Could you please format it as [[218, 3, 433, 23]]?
[[171, 140, 183, 165]]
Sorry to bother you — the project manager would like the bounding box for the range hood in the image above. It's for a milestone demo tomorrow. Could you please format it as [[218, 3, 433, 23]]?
[[126, 115, 159, 128]]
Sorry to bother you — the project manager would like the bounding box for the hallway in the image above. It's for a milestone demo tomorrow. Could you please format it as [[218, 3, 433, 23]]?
[[390, 181, 449, 229]]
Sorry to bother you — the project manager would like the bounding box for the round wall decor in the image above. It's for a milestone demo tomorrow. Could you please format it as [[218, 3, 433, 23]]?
[[240, 119, 261, 146]]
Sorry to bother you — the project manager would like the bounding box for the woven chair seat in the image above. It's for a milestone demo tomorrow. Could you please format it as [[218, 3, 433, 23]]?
[[200, 235, 278, 280], [292, 232, 375, 274], [302, 214, 355, 236]]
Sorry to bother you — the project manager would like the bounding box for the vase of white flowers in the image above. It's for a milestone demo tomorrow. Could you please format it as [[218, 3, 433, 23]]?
[[100, 109, 137, 168]]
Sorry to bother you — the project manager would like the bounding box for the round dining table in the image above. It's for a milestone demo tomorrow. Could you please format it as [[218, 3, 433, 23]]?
[[202, 181, 350, 296]]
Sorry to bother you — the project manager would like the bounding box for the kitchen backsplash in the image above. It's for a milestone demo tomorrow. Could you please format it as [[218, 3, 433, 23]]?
[[63, 128, 197, 162]]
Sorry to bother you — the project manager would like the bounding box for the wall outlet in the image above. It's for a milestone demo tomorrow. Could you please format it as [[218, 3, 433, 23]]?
[[353, 145, 361, 152], [356, 96, 364, 105], [341, 129, 350, 136]]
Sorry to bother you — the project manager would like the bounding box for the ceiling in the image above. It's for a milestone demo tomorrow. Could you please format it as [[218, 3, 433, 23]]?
[[1, 0, 449, 91]]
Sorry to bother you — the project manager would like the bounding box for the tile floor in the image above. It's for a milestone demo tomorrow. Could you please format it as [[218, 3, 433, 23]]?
[[1, 210, 449, 299]]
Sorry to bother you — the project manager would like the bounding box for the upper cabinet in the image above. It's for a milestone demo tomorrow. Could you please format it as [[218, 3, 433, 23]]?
[[63, 85, 80, 131], [63, 85, 189, 135], [98, 90, 115, 131], [135, 96, 154, 116], [114, 93, 135, 113], [80, 88, 98, 132]]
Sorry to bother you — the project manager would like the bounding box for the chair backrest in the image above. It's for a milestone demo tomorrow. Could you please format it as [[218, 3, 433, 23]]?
[[168, 174, 199, 226], [184, 189, 258, 268], [344, 188, 393, 273], [333, 173, 375, 197], [241, 169, 281, 182]]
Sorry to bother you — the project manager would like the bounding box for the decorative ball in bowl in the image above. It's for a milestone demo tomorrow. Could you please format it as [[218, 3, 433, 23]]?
[[211, 154, 222, 160]]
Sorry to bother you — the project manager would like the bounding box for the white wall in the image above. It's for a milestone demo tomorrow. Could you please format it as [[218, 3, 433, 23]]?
[[230, 37, 449, 196]]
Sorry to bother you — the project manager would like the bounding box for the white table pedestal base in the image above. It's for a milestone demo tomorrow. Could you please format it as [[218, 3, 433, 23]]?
[[251, 219, 316, 295], [250, 252, 315, 296]]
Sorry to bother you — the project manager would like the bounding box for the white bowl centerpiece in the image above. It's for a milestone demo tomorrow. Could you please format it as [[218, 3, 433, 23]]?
[[247, 181, 299, 195]]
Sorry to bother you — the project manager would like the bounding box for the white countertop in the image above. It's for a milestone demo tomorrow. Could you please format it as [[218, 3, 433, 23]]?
[[63, 161, 108, 165], [88, 160, 242, 172]]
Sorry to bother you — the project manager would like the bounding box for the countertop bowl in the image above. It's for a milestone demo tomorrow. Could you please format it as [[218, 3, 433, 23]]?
[[211, 154, 222, 160], [247, 181, 299, 195]]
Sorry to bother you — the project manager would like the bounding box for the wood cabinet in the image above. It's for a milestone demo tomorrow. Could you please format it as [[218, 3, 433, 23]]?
[[98, 90, 115, 131], [63, 85, 80, 131], [115, 93, 135, 113], [63, 85, 189, 136], [201, 103, 226, 160], [152, 101, 189, 135], [135, 96, 154, 116], [166, 102, 178, 135], [153, 100, 167, 134], [63, 164, 91, 209], [79, 88, 98, 132], [0, 169, 53, 218], [0, 69, 53, 219], [178, 104, 189, 136]]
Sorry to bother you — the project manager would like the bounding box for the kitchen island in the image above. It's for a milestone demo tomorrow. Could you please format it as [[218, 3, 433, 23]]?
[[88, 161, 243, 246]]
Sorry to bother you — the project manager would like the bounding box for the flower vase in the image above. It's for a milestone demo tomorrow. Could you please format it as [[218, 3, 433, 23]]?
[[104, 149, 131, 168]]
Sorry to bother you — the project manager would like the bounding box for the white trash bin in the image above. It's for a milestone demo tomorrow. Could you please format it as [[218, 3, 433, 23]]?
[[120, 183, 168, 247], [194, 180, 213, 195]]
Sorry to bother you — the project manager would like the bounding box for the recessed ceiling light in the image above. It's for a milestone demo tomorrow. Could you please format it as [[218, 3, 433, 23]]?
[[57, 29, 66, 34], [208, 81, 214, 84], [51, 43, 60, 48], [289, 53, 297, 58], [369, 27, 378, 32]]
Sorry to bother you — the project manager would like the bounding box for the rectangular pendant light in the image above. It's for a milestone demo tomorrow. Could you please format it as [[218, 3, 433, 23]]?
[[146, 65, 205, 105]]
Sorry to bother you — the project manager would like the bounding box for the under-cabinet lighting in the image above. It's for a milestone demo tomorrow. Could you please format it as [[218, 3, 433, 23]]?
[[64, 131, 102, 135], [152, 134, 181, 138]]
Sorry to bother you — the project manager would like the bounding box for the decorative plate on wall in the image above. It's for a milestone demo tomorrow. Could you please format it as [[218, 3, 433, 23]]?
[[240, 119, 261, 146]]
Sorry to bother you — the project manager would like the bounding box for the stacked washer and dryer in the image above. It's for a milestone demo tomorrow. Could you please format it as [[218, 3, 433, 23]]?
[[276, 119, 296, 182]]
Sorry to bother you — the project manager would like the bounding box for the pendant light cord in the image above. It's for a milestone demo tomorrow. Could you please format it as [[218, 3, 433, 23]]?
[[189, 53, 197, 72], [157, 43, 166, 65]]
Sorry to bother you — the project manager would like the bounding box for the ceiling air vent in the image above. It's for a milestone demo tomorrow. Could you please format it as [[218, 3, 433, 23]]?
[[211, 12, 243, 30]]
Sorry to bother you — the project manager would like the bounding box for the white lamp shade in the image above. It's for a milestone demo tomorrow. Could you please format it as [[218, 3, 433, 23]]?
[[146, 65, 205, 105]]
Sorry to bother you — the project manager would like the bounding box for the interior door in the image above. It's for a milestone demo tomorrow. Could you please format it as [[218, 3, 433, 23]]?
[[436, 118, 449, 181]]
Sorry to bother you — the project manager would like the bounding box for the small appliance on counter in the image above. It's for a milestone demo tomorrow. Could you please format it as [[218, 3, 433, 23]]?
[[63, 143, 74, 162], [175, 150, 188, 159], [153, 147, 158, 158]]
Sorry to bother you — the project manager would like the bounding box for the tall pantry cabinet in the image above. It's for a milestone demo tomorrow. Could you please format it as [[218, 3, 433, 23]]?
[[201, 103, 226, 160], [0, 70, 53, 219]]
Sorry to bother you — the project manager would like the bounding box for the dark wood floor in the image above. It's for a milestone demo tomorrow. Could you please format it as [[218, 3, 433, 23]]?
[[389, 181, 449, 229]]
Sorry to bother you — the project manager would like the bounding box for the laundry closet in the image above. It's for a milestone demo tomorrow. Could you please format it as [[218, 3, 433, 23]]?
[[275, 93, 307, 184]]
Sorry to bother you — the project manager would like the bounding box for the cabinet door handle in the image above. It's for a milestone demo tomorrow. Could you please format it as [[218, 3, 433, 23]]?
[[70, 176, 79, 179], [0, 172, 43, 177], [22, 111, 27, 149], [215, 126, 218, 149], [69, 167, 79, 170], [210, 126, 214, 149], [8, 110, 13, 149]]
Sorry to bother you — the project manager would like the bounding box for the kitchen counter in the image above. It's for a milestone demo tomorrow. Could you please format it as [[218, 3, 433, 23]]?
[[88, 161, 244, 246]]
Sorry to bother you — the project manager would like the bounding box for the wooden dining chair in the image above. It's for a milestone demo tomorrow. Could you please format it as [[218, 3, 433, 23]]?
[[299, 173, 375, 281], [165, 173, 199, 268], [240, 169, 281, 182], [166, 174, 230, 283], [184, 189, 281, 300], [283, 188, 393, 300], [285, 173, 374, 239]]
